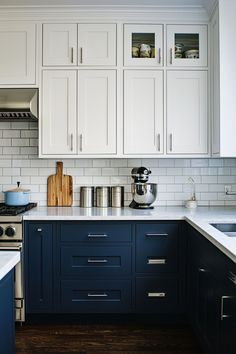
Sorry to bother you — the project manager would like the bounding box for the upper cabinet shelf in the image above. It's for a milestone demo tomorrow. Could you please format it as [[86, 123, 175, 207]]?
[[43, 23, 116, 67], [166, 25, 208, 67], [124, 24, 163, 66]]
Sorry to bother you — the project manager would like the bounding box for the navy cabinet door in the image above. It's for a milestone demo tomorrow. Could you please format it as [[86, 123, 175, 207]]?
[[25, 222, 54, 313], [136, 223, 179, 273], [59, 279, 132, 313], [0, 271, 15, 354]]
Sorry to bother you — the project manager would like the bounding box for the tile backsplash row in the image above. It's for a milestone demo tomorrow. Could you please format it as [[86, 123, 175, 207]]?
[[0, 122, 236, 206]]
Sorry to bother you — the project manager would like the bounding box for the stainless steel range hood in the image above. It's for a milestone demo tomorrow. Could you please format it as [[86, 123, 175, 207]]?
[[0, 88, 38, 121]]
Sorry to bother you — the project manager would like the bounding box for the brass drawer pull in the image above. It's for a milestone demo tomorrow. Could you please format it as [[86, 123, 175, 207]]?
[[145, 233, 168, 237], [147, 259, 166, 265], [88, 234, 108, 238], [87, 293, 108, 297], [148, 292, 166, 298], [87, 259, 108, 263]]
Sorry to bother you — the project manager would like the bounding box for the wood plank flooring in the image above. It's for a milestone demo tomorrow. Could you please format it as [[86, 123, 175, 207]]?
[[16, 316, 202, 354]]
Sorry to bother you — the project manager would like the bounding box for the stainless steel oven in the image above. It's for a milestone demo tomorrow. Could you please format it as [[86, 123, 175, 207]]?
[[0, 203, 37, 322], [0, 224, 24, 321]]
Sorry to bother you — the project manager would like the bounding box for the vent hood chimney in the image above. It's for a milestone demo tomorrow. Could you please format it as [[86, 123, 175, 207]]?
[[0, 88, 38, 121]]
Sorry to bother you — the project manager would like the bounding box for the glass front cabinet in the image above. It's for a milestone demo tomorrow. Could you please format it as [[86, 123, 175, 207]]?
[[124, 24, 163, 66], [166, 25, 208, 67]]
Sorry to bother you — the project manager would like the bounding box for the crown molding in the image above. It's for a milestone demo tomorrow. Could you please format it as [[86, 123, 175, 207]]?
[[0, 5, 209, 22]]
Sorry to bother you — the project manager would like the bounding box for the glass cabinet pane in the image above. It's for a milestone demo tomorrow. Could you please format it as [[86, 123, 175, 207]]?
[[174, 33, 199, 59], [124, 24, 163, 66], [131, 33, 155, 58], [167, 25, 207, 67]]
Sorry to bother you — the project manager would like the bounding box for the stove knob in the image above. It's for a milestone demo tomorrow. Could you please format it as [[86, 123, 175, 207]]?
[[0, 227, 4, 236], [5, 226, 16, 237]]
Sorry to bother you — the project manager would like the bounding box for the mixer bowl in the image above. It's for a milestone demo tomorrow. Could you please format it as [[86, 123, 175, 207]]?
[[131, 183, 157, 206]]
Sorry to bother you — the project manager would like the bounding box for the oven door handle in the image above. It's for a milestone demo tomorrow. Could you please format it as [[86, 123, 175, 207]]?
[[0, 245, 22, 251]]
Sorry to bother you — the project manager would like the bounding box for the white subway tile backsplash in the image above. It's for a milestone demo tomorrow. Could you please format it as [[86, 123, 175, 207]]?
[[0, 124, 236, 206], [3, 130, 20, 138], [3, 168, 20, 176]]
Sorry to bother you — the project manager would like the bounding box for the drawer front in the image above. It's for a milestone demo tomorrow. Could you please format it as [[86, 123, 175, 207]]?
[[136, 223, 179, 273], [60, 279, 131, 312], [60, 246, 132, 276], [136, 277, 179, 313], [60, 222, 132, 243]]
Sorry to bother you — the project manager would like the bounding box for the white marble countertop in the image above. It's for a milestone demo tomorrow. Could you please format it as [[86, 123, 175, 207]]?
[[23, 206, 236, 264], [0, 252, 20, 281]]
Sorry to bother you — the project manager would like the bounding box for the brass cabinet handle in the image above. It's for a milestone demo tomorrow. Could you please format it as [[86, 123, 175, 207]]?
[[170, 48, 173, 64], [87, 259, 108, 263], [87, 233, 108, 238], [221, 296, 235, 320], [158, 48, 161, 64], [145, 233, 168, 237], [79, 134, 83, 152], [80, 47, 83, 64], [148, 292, 166, 298], [147, 259, 166, 265]]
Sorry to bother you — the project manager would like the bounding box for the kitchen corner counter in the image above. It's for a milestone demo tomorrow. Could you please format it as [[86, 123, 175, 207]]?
[[0, 252, 20, 281], [23, 206, 236, 263]]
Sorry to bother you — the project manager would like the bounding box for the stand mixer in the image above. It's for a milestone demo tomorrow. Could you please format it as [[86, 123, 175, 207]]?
[[129, 167, 157, 209]]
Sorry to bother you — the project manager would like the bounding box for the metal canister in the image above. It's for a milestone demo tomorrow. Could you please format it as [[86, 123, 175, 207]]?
[[80, 186, 94, 207], [111, 186, 124, 208], [96, 186, 111, 208]]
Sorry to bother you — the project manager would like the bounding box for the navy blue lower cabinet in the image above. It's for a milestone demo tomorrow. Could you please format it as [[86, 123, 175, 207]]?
[[59, 279, 132, 313], [60, 245, 132, 277], [219, 276, 236, 354], [136, 223, 179, 274], [25, 222, 54, 313], [0, 270, 15, 354], [59, 222, 132, 243], [187, 225, 236, 354], [135, 276, 179, 313]]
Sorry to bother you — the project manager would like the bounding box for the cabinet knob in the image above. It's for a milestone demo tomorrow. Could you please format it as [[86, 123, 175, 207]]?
[[37, 228, 42, 232]]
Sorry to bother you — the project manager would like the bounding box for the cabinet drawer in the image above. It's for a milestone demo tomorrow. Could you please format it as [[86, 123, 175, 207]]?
[[136, 223, 179, 273], [60, 279, 131, 313], [60, 222, 132, 243], [60, 246, 132, 276], [136, 277, 179, 313]]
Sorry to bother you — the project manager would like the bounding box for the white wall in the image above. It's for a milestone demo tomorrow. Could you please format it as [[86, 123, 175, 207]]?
[[0, 121, 236, 207]]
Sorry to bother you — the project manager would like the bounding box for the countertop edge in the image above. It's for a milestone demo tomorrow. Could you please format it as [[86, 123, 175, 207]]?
[[0, 252, 20, 281]]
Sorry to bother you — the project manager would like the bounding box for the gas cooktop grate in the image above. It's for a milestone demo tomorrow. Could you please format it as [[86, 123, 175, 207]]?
[[0, 203, 37, 215]]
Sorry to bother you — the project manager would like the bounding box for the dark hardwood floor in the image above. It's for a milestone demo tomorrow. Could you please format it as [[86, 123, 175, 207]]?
[[16, 316, 202, 354]]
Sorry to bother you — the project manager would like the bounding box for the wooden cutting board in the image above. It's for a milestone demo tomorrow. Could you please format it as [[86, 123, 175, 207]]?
[[47, 162, 73, 206]]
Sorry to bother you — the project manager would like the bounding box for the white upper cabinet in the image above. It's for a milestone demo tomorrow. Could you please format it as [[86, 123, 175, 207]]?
[[166, 25, 208, 67], [0, 23, 36, 84], [78, 24, 116, 66], [124, 70, 163, 155], [43, 24, 77, 66], [211, 0, 236, 157], [41, 70, 77, 155], [124, 24, 163, 66], [78, 70, 117, 155], [166, 71, 208, 155]]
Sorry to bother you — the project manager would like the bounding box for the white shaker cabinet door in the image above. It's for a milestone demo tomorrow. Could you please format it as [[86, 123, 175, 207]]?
[[78, 24, 116, 66], [43, 24, 77, 66], [124, 70, 163, 155], [0, 23, 36, 84], [78, 70, 117, 154], [41, 70, 77, 155], [166, 71, 208, 155]]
